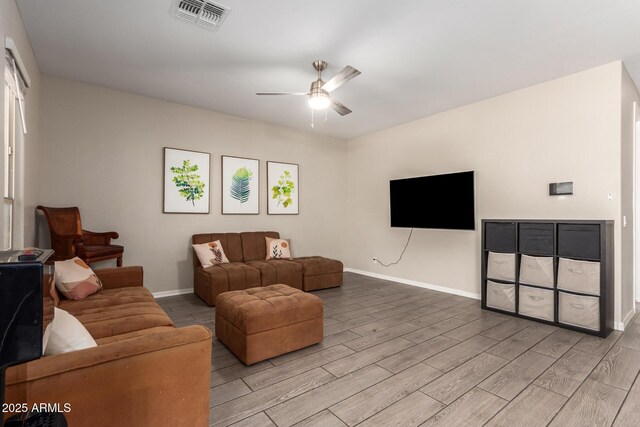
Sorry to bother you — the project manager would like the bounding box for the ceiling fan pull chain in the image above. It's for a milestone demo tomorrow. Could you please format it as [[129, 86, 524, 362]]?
[[310, 109, 315, 128], [324, 109, 328, 123]]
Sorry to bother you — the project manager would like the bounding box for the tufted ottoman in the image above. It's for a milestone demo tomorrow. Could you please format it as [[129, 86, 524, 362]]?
[[292, 256, 343, 291], [215, 284, 324, 365]]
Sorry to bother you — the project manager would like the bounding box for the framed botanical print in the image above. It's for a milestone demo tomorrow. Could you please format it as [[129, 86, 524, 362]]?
[[163, 147, 210, 214], [267, 161, 299, 214], [221, 156, 259, 214]]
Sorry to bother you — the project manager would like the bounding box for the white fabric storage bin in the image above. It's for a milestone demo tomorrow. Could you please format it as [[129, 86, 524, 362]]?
[[486, 281, 516, 312], [557, 258, 600, 296], [558, 292, 600, 331], [487, 252, 516, 282], [518, 286, 554, 321], [519, 255, 554, 288]]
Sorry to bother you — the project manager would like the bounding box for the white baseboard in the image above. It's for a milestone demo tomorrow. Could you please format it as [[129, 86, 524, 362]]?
[[615, 309, 636, 332], [344, 267, 481, 300], [152, 288, 194, 299]]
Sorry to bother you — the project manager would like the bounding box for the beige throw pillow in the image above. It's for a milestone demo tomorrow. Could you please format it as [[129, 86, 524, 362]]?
[[54, 257, 103, 300], [193, 240, 230, 268], [44, 307, 97, 355], [266, 237, 292, 260]]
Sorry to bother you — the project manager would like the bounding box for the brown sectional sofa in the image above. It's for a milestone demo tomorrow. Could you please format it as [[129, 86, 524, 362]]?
[[5, 267, 212, 427], [193, 231, 343, 306]]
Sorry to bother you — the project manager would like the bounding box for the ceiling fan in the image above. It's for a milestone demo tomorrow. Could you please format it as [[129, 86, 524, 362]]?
[[256, 60, 361, 116]]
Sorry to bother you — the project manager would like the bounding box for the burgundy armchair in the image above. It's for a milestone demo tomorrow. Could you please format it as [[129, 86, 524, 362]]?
[[37, 206, 124, 266]]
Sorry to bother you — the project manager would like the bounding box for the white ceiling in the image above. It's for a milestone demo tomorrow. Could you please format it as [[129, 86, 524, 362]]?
[[16, 0, 640, 139]]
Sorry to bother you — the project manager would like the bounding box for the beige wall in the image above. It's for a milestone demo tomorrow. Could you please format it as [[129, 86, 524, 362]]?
[[36, 60, 637, 324], [38, 76, 347, 294], [346, 62, 632, 324], [621, 64, 640, 321], [0, 0, 42, 246]]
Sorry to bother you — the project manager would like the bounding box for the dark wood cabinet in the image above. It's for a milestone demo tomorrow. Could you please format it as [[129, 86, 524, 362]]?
[[481, 219, 614, 337]]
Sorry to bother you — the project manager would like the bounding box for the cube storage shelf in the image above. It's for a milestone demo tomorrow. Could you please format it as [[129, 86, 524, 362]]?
[[481, 219, 614, 337]]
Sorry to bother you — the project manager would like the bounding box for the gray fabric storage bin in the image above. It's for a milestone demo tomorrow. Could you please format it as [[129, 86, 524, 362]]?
[[557, 258, 600, 296], [518, 285, 554, 321], [519, 255, 554, 288], [487, 252, 516, 282], [486, 281, 516, 312], [558, 292, 600, 331]]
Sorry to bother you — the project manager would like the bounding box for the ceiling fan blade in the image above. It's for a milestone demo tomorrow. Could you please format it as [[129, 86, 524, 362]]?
[[321, 66, 361, 92], [256, 92, 309, 95], [330, 98, 352, 116]]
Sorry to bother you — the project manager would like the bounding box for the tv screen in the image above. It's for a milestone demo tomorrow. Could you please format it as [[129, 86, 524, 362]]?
[[390, 171, 475, 230]]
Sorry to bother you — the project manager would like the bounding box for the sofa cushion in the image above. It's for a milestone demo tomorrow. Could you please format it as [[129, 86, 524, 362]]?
[[293, 256, 343, 276], [192, 240, 230, 268], [44, 307, 98, 355], [194, 262, 262, 306], [94, 326, 176, 345], [216, 284, 323, 334], [192, 233, 244, 265], [204, 262, 262, 292], [245, 260, 303, 289], [240, 231, 279, 262], [54, 257, 103, 300], [58, 287, 173, 339], [265, 237, 292, 260]]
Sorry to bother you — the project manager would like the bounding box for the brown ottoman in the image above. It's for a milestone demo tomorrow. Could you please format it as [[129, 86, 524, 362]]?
[[293, 256, 343, 291], [215, 284, 323, 365]]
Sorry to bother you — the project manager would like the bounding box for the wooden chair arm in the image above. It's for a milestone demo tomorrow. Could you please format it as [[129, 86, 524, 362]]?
[[82, 229, 119, 245]]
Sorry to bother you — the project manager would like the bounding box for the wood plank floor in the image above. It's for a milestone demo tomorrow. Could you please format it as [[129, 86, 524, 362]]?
[[157, 272, 640, 427]]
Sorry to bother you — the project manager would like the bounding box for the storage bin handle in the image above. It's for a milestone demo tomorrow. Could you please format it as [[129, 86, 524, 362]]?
[[570, 302, 584, 309], [529, 295, 544, 301]]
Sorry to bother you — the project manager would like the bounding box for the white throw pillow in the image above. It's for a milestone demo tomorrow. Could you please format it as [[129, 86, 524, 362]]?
[[44, 307, 97, 356], [193, 240, 230, 268], [265, 237, 293, 260], [54, 257, 102, 300]]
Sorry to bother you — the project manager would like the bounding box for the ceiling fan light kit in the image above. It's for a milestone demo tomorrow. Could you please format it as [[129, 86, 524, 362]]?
[[308, 85, 330, 110], [257, 60, 361, 118]]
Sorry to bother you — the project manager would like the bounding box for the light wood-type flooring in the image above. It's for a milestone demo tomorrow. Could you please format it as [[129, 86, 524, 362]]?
[[157, 272, 640, 427]]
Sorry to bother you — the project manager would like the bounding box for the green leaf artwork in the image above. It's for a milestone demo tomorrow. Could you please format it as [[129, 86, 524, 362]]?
[[170, 160, 205, 206], [230, 167, 253, 203], [271, 170, 295, 208]]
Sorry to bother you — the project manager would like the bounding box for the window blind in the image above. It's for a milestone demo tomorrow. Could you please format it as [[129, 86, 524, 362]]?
[[5, 37, 30, 134]]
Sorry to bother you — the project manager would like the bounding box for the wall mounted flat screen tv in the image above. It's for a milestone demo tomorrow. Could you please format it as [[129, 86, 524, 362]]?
[[390, 171, 475, 230]]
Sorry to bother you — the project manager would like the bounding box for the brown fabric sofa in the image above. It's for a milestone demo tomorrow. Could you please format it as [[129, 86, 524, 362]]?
[[192, 231, 343, 306], [5, 266, 212, 427]]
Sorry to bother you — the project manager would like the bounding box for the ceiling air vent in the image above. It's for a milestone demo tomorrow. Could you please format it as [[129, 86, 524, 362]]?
[[174, 0, 231, 30]]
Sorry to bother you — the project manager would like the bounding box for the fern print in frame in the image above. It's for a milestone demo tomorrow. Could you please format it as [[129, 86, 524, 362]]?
[[163, 147, 210, 214], [222, 156, 260, 214], [230, 167, 253, 203], [267, 161, 299, 215]]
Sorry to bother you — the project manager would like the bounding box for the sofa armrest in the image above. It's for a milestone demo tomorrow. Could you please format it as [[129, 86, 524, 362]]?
[[5, 325, 212, 427], [95, 266, 143, 289]]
